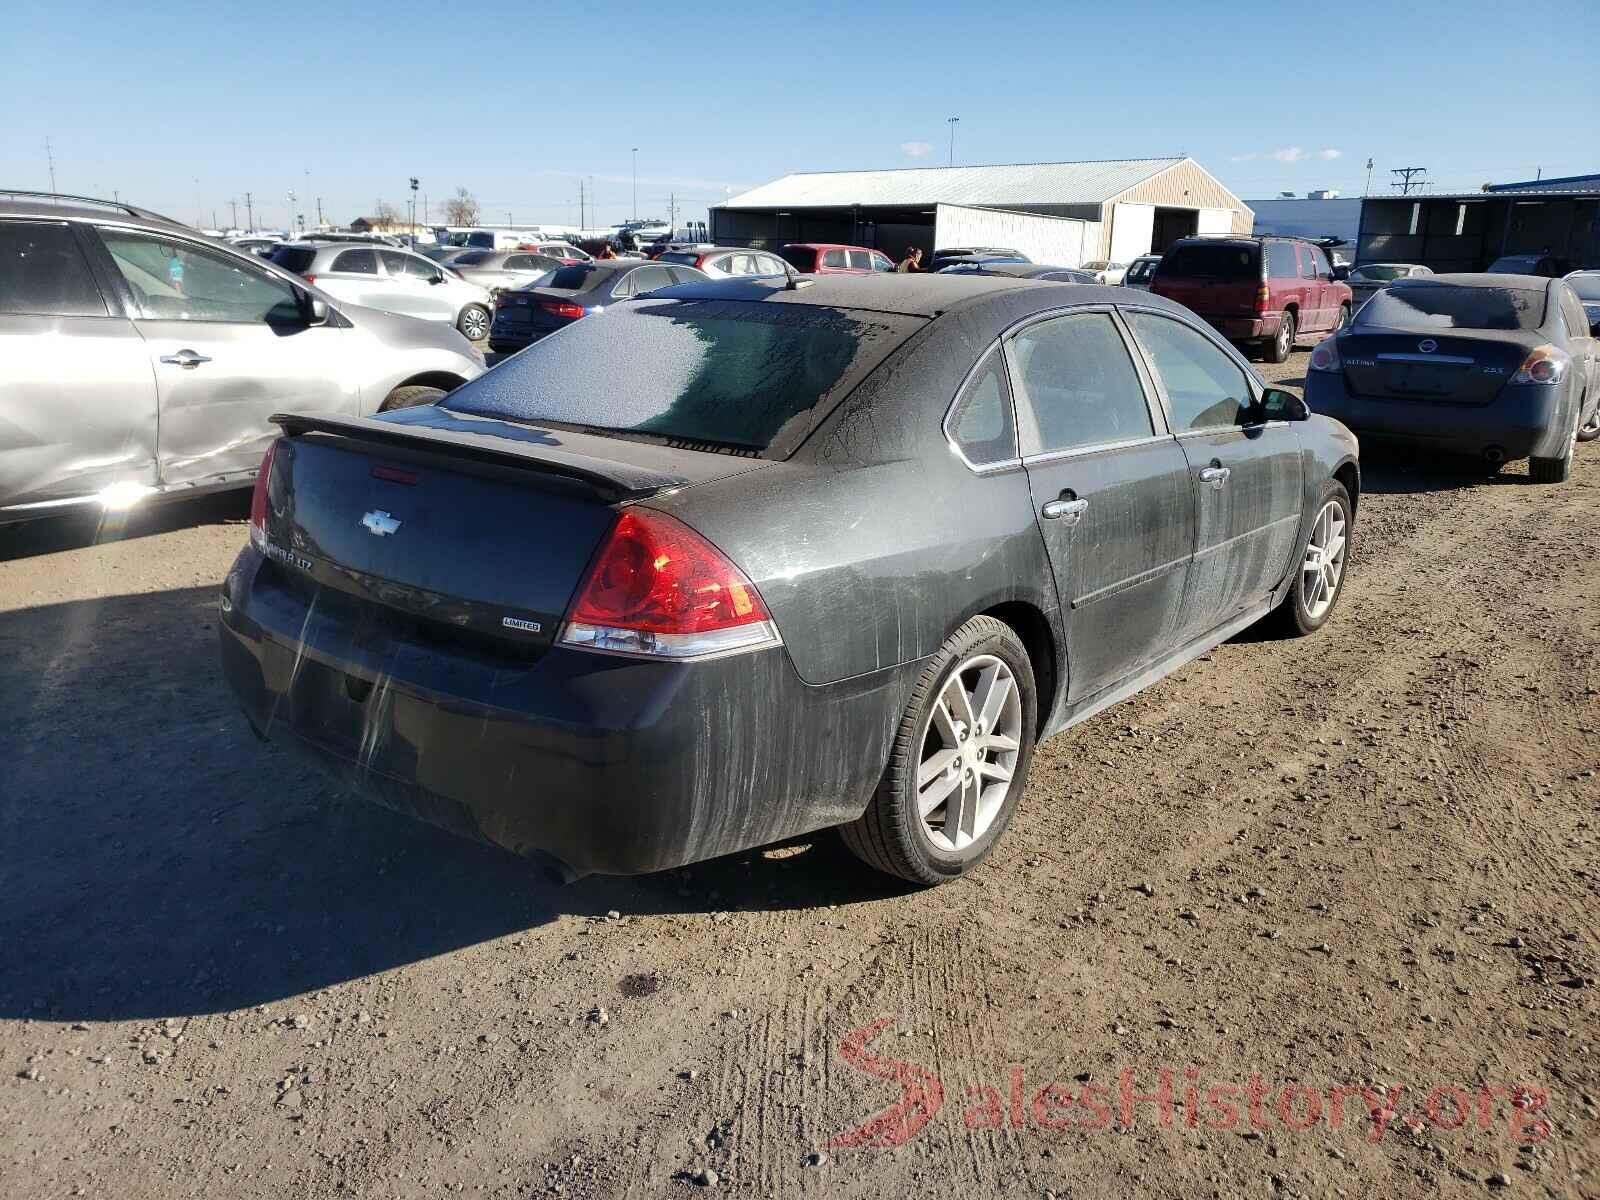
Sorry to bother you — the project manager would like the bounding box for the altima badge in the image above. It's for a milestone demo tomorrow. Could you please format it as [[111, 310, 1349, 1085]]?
[[361, 510, 402, 536], [1418, 338, 1438, 353]]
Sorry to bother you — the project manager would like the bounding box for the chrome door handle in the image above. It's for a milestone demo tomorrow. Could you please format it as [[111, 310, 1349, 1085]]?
[[159, 349, 212, 369], [1198, 466, 1231, 488], [1041, 497, 1088, 524]]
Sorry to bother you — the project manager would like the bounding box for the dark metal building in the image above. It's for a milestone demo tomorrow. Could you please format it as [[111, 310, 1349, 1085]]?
[[1355, 185, 1600, 271]]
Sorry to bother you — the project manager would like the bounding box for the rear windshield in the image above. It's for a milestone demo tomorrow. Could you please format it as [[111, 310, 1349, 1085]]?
[[442, 298, 922, 454], [656, 251, 699, 265], [546, 264, 602, 290], [1355, 284, 1545, 331], [1124, 259, 1158, 282], [780, 247, 816, 271], [450, 250, 493, 265], [268, 246, 316, 274], [1159, 243, 1257, 279]]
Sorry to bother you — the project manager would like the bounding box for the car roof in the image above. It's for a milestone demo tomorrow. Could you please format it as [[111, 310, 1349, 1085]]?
[[1404, 273, 1552, 289], [784, 242, 875, 251], [636, 273, 1181, 320], [0, 192, 192, 232]]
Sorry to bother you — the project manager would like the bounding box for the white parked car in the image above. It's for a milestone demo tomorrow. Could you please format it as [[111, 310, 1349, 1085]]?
[[1081, 260, 1128, 285], [269, 242, 495, 340], [442, 249, 565, 294]]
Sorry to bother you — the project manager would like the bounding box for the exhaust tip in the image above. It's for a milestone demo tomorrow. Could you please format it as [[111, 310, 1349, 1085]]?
[[1484, 446, 1506, 463]]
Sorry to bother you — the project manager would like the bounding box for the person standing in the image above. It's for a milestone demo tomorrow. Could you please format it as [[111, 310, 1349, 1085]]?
[[895, 247, 924, 273]]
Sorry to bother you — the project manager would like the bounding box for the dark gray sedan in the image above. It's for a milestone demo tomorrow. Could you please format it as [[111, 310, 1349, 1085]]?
[[487, 259, 707, 351], [220, 275, 1359, 884], [1305, 274, 1599, 482]]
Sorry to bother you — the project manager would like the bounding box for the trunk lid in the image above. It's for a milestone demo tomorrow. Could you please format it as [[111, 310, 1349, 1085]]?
[[1337, 327, 1534, 405], [257, 407, 766, 655]]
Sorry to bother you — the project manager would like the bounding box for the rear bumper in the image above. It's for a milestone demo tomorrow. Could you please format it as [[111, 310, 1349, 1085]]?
[[1304, 373, 1565, 459], [217, 548, 910, 876], [1201, 314, 1279, 341]]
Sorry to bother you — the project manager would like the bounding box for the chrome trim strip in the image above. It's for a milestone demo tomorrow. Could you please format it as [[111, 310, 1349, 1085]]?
[[1173, 421, 1290, 439], [1193, 512, 1301, 560], [1070, 554, 1190, 608], [1021, 433, 1173, 467], [1375, 352, 1474, 365]]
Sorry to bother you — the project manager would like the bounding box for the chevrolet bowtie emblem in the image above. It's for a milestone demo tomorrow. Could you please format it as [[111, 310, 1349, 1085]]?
[[361, 510, 402, 536]]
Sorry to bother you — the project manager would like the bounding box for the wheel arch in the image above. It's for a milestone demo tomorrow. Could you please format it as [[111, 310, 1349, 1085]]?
[[388, 371, 469, 397], [1333, 458, 1360, 519], [981, 600, 1059, 737]]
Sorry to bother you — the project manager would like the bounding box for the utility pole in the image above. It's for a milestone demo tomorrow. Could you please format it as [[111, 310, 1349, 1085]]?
[[1364, 157, 1374, 195], [947, 116, 959, 167], [579, 179, 585, 230], [1390, 166, 1430, 194], [245, 191, 254, 231], [229, 198, 238, 228], [45, 137, 56, 192], [195, 178, 203, 228], [632, 147, 638, 222], [316, 197, 323, 227]]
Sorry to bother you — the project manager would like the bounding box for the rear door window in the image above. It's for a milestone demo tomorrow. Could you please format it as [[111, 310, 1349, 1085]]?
[[378, 250, 411, 276], [1296, 245, 1319, 279], [821, 249, 847, 268], [847, 251, 872, 270], [626, 265, 674, 293], [1126, 311, 1255, 432], [397, 254, 439, 278], [332, 248, 379, 274], [1266, 243, 1298, 278], [0, 221, 108, 316], [1009, 312, 1154, 454]]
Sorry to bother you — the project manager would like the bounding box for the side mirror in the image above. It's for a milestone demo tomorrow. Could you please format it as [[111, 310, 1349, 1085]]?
[[1332, 265, 1350, 281], [1261, 387, 1310, 422], [305, 295, 329, 324], [429, 271, 445, 285]]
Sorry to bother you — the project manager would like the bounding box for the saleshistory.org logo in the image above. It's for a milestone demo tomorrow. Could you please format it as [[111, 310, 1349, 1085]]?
[[825, 1019, 1551, 1149]]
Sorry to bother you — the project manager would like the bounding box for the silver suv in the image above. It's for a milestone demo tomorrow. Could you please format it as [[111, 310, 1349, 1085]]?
[[268, 242, 495, 340], [0, 192, 484, 526]]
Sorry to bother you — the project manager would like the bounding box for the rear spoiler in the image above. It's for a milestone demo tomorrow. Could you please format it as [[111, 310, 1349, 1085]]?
[[270, 412, 687, 502]]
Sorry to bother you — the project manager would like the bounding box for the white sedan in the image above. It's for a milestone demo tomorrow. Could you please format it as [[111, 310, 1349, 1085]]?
[[1081, 260, 1128, 285]]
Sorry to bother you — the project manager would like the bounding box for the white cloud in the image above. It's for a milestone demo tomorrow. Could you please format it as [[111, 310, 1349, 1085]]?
[[901, 141, 932, 159], [1316, 148, 1343, 160], [1271, 146, 1308, 163], [1229, 152, 1258, 163]]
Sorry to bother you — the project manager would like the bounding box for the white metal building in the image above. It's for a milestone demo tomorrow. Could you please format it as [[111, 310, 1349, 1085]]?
[[710, 157, 1252, 266]]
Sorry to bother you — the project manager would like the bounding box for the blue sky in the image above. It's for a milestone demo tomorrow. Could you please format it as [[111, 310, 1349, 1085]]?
[[4, 0, 1592, 231]]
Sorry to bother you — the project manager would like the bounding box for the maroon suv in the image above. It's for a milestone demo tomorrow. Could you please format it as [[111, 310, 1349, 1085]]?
[[1150, 236, 1353, 363]]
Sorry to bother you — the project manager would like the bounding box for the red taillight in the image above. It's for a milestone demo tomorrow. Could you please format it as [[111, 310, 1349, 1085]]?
[[560, 509, 778, 659], [1255, 283, 1271, 314], [303, 274, 316, 285], [1510, 343, 1569, 385], [248, 439, 279, 547], [1307, 337, 1342, 373], [540, 300, 586, 319]]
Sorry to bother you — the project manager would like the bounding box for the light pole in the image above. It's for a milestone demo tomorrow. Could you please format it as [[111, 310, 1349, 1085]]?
[[947, 117, 959, 167], [287, 190, 296, 234], [631, 147, 639, 223], [409, 177, 419, 247]]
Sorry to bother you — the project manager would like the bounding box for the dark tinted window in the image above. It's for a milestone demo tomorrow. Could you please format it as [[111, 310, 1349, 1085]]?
[[444, 299, 921, 453], [1160, 243, 1257, 279], [267, 245, 317, 275], [332, 249, 379, 274], [780, 246, 816, 271], [0, 222, 107, 316], [625, 265, 674, 294], [547, 265, 601, 290], [656, 252, 700, 266], [1011, 313, 1153, 454], [1124, 259, 1158, 283], [1126, 312, 1255, 432], [451, 250, 493, 265], [1350, 265, 1409, 282], [948, 350, 1016, 466], [1356, 284, 1545, 331], [848, 251, 872, 270]]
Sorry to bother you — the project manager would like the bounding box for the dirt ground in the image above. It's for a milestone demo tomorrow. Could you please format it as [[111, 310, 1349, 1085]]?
[[3, 350, 1597, 1199]]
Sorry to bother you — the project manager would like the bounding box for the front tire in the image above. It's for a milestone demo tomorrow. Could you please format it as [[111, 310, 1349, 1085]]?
[[1266, 482, 1351, 637], [840, 616, 1037, 885], [1266, 310, 1295, 363], [457, 304, 490, 341], [1575, 395, 1599, 443], [380, 385, 447, 411]]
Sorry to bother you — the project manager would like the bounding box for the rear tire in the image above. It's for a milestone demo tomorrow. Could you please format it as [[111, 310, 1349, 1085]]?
[[1266, 310, 1295, 363], [457, 304, 490, 341], [1576, 396, 1600, 443], [1265, 482, 1351, 637], [840, 616, 1037, 886], [1529, 406, 1578, 483], [380, 385, 446, 411]]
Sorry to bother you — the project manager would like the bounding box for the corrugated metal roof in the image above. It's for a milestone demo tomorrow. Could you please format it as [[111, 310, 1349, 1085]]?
[[720, 158, 1185, 210], [1363, 187, 1600, 201], [1486, 173, 1600, 193]]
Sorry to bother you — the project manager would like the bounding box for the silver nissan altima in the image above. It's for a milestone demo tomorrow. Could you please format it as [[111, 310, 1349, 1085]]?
[[0, 190, 484, 526]]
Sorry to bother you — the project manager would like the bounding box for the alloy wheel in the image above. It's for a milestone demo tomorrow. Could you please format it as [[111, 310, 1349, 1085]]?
[[459, 306, 489, 340], [1301, 499, 1348, 620], [1277, 315, 1293, 358], [915, 653, 1023, 852]]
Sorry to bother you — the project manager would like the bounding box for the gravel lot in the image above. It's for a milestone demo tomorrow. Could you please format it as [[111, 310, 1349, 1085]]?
[[3, 350, 1597, 1198]]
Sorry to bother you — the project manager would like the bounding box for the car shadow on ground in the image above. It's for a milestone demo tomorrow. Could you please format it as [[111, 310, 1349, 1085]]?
[[1, 586, 910, 1023], [1355, 445, 1528, 495], [0, 492, 254, 563]]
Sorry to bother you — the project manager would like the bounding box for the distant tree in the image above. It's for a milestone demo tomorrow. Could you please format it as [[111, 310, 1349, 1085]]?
[[370, 201, 401, 231], [445, 187, 480, 226]]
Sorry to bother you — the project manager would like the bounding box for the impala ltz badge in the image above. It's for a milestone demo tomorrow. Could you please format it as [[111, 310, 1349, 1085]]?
[[361, 510, 402, 537], [1418, 338, 1438, 353]]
